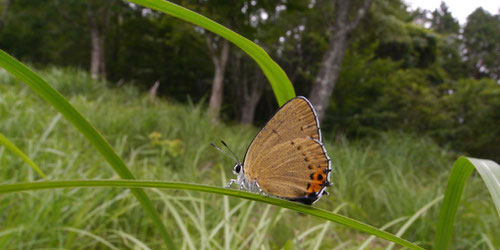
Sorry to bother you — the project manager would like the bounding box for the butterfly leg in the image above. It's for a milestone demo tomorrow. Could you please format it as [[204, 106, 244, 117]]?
[[226, 179, 237, 188], [255, 183, 267, 196]]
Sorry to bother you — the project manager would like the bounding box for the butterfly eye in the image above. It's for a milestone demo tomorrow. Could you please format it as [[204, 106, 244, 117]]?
[[233, 164, 242, 174]]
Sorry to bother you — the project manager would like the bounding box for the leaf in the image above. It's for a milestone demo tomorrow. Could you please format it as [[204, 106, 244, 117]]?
[[0, 179, 424, 250], [0, 133, 47, 179], [435, 157, 500, 249], [126, 0, 296, 106]]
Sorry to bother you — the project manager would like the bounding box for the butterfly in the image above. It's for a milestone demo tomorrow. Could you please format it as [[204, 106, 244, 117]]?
[[214, 96, 331, 205]]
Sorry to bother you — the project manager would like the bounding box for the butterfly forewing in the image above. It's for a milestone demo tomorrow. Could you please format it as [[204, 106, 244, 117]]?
[[243, 97, 321, 175]]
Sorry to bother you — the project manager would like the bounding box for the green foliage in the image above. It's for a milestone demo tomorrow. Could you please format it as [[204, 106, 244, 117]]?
[[430, 2, 460, 34], [0, 180, 423, 249], [0, 0, 497, 161], [463, 8, 500, 80], [0, 133, 47, 179], [435, 157, 500, 249], [333, 53, 500, 160], [126, 0, 295, 106], [0, 0, 499, 246], [0, 0, 89, 67], [0, 50, 175, 249], [1, 68, 499, 248], [442, 78, 500, 159], [326, 4, 500, 161]]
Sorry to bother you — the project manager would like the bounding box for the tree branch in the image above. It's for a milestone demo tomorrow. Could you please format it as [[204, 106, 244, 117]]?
[[345, 0, 373, 32]]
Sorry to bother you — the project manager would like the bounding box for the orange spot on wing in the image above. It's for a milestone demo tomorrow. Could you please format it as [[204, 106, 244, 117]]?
[[306, 170, 328, 195]]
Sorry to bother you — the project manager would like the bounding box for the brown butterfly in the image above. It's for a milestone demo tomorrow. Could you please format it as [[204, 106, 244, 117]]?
[[214, 96, 331, 205]]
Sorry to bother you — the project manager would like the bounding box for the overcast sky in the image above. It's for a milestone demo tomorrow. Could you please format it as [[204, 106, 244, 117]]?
[[404, 0, 500, 25]]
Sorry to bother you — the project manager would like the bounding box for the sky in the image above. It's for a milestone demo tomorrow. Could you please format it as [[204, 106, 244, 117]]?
[[404, 0, 500, 25]]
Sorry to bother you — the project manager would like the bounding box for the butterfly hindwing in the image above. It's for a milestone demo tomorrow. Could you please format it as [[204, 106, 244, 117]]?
[[249, 138, 330, 204]]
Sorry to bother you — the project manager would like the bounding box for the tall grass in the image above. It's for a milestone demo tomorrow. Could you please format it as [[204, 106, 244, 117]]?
[[1, 67, 498, 248]]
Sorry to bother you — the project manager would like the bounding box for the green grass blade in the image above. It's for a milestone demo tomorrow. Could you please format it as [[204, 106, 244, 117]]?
[[0, 132, 47, 179], [113, 230, 152, 250], [58, 227, 120, 250], [0, 180, 423, 250], [359, 216, 408, 250], [386, 195, 443, 250], [126, 0, 295, 106], [0, 50, 174, 249], [468, 158, 500, 217], [434, 156, 500, 249]]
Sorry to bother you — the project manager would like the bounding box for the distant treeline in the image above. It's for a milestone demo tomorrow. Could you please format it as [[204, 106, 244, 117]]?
[[1, 0, 499, 160]]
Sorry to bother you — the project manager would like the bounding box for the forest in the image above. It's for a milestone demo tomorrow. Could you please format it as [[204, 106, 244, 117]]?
[[1, 0, 499, 161], [0, 0, 499, 249]]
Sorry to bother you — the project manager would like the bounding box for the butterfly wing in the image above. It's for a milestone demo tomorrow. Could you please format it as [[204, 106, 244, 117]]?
[[242, 96, 330, 204], [243, 96, 321, 174]]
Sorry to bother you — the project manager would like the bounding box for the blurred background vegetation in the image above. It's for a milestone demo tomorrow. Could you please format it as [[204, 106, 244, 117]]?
[[1, 0, 500, 248], [0, 0, 499, 161], [1, 68, 499, 248]]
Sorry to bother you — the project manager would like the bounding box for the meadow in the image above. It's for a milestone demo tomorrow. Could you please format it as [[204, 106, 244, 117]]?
[[0, 67, 498, 249]]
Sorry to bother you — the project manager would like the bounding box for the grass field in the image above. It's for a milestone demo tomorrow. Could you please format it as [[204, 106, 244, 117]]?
[[0, 67, 498, 249]]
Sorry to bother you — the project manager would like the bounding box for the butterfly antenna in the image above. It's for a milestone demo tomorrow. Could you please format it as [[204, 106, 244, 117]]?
[[220, 140, 241, 165], [210, 142, 240, 164]]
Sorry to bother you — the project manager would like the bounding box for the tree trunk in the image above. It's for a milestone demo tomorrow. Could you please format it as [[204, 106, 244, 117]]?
[[89, 23, 104, 79], [0, 0, 11, 30], [309, 0, 373, 121], [87, 1, 112, 80], [207, 37, 229, 122], [309, 26, 348, 121], [240, 69, 264, 124]]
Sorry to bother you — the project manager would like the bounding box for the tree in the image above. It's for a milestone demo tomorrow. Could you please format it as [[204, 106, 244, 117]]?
[[308, 0, 373, 122], [0, 0, 11, 30], [463, 8, 500, 80], [430, 2, 459, 34], [429, 2, 465, 79], [206, 35, 229, 122], [178, 0, 237, 122], [183, 0, 306, 123], [233, 1, 308, 124], [87, 0, 116, 79], [230, 50, 265, 124]]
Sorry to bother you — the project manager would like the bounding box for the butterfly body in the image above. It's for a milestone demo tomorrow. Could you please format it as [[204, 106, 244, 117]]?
[[226, 96, 331, 205]]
